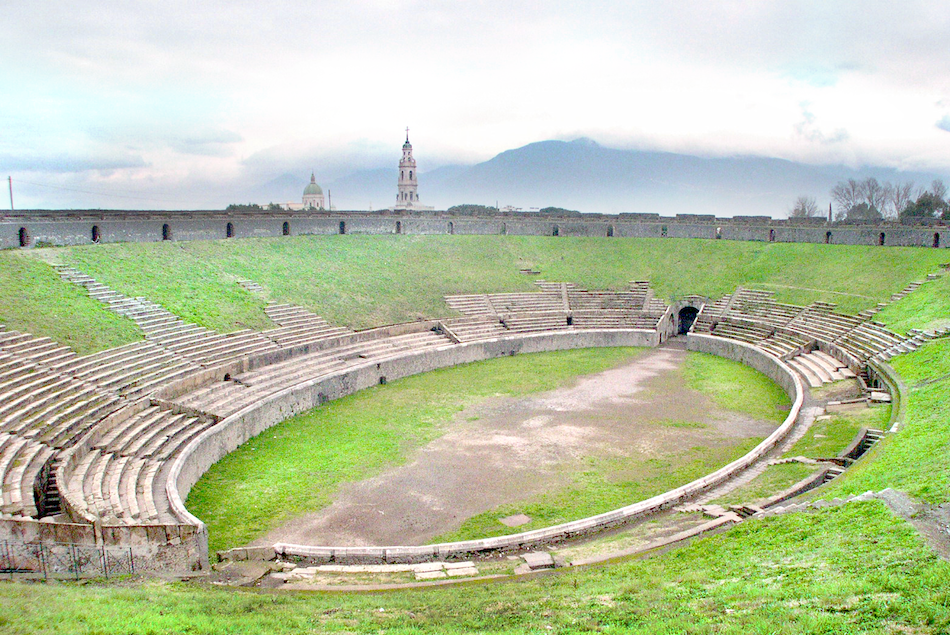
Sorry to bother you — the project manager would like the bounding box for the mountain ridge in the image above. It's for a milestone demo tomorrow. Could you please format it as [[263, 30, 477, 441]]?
[[261, 139, 948, 217]]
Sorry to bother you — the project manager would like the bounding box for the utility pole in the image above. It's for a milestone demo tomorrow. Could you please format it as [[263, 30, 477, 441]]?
[[8, 176, 13, 212], [328, 189, 331, 211]]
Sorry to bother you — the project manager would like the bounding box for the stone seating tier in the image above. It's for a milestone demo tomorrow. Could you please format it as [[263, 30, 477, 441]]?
[[488, 293, 563, 315], [0, 435, 53, 518], [153, 327, 280, 368], [501, 314, 570, 333], [175, 330, 453, 418], [50, 341, 202, 398], [64, 405, 215, 525], [442, 316, 507, 342], [0, 330, 77, 368], [444, 294, 495, 315]]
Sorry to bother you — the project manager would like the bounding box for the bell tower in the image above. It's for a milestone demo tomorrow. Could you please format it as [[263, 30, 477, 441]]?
[[395, 127, 420, 210]]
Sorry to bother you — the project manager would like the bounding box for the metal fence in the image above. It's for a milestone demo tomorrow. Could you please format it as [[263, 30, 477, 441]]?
[[0, 540, 134, 580]]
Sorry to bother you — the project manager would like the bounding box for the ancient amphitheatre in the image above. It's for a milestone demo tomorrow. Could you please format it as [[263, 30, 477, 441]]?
[[0, 229, 949, 633]]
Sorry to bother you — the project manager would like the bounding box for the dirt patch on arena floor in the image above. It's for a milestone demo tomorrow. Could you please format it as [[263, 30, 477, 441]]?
[[254, 347, 780, 547]]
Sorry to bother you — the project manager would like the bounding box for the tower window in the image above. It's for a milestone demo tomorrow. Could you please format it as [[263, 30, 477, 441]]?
[[409, 171, 412, 180]]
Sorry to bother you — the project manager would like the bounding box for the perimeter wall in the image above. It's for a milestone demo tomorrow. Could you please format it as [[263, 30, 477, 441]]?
[[2, 210, 946, 249]]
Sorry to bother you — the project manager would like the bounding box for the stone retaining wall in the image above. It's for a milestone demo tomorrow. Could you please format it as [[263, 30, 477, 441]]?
[[205, 332, 803, 566]]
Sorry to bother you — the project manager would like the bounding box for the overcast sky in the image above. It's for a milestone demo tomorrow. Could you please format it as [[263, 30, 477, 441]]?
[[3, 1, 950, 209]]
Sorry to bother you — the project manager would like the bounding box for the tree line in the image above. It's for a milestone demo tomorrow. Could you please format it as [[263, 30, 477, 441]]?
[[792, 178, 949, 221]]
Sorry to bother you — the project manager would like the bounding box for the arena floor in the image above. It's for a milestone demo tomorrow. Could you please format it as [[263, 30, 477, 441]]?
[[255, 346, 782, 547]]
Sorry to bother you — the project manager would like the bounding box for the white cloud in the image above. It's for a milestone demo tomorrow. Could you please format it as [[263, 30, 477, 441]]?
[[2, 0, 949, 208]]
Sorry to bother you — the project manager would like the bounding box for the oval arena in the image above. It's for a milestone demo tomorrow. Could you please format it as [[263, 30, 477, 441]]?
[[0, 250, 939, 575]]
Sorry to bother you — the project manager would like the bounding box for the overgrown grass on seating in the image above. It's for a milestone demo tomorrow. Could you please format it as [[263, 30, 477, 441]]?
[[1, 502, 948, 633], [876, 270, 950, 335], [821, 337, 950, 503], [785, 405, 890, 459], [56, 236, 948, 333], [0, 251, 141, 355], [714, 462, 818, 506], [188, 347, 648, 553]]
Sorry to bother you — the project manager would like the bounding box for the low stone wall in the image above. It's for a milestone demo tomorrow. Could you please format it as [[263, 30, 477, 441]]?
[[867, 359, 907, 433], [165, 330, 658, 567], [0, 517, 202, 574], [203, 332, 802, 565]]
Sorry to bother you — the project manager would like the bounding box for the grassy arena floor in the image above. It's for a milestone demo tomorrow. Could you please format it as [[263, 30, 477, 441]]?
[[1, 237, 949, 633], [188, 349, 788, 552]]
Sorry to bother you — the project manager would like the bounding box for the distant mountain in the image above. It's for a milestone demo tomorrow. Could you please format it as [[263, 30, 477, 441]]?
[[256, 139, 948, 217], [422, 138, 946, 217]]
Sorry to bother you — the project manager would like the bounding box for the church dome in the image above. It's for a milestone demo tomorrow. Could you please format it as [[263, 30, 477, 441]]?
[[303, 173, 323, 196]]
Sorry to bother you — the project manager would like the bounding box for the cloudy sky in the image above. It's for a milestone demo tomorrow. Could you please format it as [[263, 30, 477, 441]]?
[[2, 1, 950, 209]]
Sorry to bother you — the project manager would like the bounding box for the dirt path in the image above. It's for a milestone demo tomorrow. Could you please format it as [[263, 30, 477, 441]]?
[[255, 347, 780, 547]]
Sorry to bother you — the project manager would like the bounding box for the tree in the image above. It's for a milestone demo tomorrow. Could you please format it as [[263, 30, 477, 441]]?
[[861, 178, 889, 218], [225, 203, 264, 212], [901, 191, 949, 220], [844, 202, 883, 222], [789, 195, 819, 218], [830, 179, 862, 219], [931, 179, 947, 202], [446, 204, 498, 215], [888, 181, 915, 218]]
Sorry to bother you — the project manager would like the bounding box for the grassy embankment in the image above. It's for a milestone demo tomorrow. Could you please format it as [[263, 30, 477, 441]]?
[[1, 501, 948, 633], [1, 235, 937, 350], [0, 250, 140, 355], [189, 348, 788, 552]]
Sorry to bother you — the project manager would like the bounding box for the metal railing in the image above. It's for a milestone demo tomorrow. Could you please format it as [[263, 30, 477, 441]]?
[[0, 540, 134, 580]]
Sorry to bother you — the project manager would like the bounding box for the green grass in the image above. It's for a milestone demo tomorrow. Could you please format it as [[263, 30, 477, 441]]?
[[61, 241, 274, 333], [717, 403, 892, 507], [715, 462, 819, 506], [1, 502, 948, 633], [784, 405, 891, 459], [188, 347, 648, 553], [432, 439, 763, 542], [0, 236, 943, 355], [52, 236, 950, 333], [876, 270, 950, 334], [821, 338, 950, 503], [191, 346, 789, 550], [681, 351, 791, 422], [0, 251, 141, 355]]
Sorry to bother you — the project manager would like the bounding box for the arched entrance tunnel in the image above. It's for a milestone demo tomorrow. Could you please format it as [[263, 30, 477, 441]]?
[[678, 306, 700, 335]]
